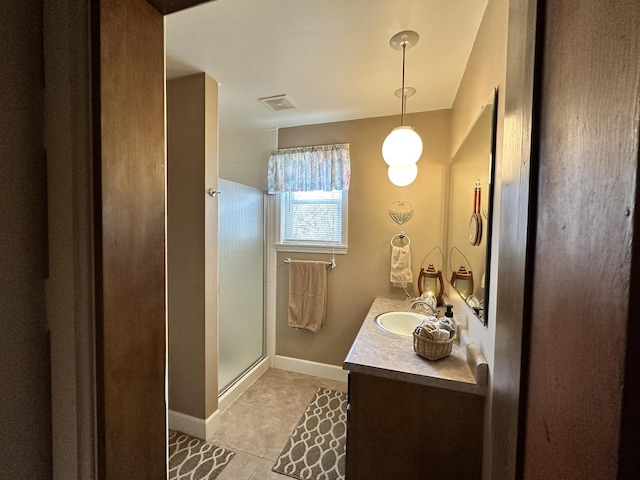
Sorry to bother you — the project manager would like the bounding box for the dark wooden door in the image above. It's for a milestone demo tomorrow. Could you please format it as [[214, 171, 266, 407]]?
[[522, 0, 640, 478], [98, 0, 167, 477]]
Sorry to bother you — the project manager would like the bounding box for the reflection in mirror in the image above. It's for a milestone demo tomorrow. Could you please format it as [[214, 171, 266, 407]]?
[[418, 265, 444, 303], [449, 246, 474, 301], [417, 246, 445, 305], [451, 266, 474, 300], [446, 89, 497, 325]]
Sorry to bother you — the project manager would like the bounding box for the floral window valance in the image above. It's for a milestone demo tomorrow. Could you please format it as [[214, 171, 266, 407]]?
[[267, 143, 350, 193]]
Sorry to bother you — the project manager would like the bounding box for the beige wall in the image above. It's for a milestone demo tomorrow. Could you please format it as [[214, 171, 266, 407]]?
[[0, 1, 52, 477], [451, 0, 508, 151], [448, 0, 508, 364], [447, 0, 509, 477], [276, 110, 450, 366], [219, 128, 277, 191], [44, 0, 96, 477], [167, 73, 219, 421]]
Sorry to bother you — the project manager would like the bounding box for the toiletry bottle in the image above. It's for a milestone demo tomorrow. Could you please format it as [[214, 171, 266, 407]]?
[[444, 304, 454, 320], [439, 305, 455, 336]]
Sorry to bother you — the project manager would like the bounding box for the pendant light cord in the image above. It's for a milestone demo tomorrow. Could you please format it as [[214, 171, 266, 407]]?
[[401, 42, 406, 126]]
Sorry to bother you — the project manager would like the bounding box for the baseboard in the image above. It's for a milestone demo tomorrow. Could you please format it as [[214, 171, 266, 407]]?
[[218, 357, 270, 412], [274, 355, 348, 383], [168, 407, 221, 441]]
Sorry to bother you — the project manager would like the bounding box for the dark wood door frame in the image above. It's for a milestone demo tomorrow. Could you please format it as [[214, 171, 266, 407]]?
[[92, 0, 543, 478], [93, 1, 216, 478], [489, 0, 539, 477], [95, 1, 640, 478], [96, 1, 167, 478]]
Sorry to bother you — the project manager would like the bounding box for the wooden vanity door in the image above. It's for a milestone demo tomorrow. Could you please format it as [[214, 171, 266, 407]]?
[[345, 372, 484, 479]]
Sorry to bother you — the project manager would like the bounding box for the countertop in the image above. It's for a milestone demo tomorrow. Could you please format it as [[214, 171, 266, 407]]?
[[343, 297, 488, 395]]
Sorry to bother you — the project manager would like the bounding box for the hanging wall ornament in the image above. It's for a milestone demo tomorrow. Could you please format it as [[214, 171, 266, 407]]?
[[469, 179, 483, 246], [388, 200, 414, 225]]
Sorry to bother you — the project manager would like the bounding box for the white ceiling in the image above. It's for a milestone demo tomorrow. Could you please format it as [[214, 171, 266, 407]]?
[[166, 0, 488, 133]]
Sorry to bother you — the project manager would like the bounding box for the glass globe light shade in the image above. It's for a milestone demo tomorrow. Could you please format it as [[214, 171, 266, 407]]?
[[382, 126, 423, 166], [388, 164, 418, 187]]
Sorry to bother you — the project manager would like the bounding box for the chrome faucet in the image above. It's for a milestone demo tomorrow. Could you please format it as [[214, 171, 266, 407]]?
[[410, 299, 436, 315]]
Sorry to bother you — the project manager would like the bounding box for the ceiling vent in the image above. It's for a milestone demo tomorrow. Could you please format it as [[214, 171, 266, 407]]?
[[258, 94, 296, 112]]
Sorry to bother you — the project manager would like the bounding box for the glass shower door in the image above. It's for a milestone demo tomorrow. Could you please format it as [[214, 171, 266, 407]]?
[[217, 179, 265, 393]]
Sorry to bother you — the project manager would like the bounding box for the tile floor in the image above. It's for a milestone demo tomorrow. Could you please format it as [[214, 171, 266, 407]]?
[[211, 368, 347, 480]]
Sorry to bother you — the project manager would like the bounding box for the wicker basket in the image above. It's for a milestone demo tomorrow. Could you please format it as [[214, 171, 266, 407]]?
[[412, 327, 455, 361]]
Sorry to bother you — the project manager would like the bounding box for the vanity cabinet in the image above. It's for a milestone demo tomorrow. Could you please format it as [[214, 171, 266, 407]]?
[[345, 371, 484, 479], [344, 297, 488, 479]]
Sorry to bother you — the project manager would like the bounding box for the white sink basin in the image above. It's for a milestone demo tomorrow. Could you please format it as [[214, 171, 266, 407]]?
[[374, 311, 429, 336]]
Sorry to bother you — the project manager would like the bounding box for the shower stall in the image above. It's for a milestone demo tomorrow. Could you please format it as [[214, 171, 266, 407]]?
[[217, 178, 265, 394]]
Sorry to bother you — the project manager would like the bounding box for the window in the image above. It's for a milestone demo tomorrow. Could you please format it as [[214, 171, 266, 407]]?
[[268, 142, 350, 253], [276, 189, 348, 253]]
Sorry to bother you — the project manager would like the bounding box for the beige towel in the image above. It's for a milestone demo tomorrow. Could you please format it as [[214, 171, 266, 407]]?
[[288, 262, 328, 332], [390, 245, 412, 287]]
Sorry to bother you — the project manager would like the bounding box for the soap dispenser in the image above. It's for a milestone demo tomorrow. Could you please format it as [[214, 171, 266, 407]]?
[[444, 304, 454, 319], [439, 304, 456, 337]]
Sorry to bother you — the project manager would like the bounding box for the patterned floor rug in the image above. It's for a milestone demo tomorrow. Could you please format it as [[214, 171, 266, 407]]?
[[272, 387, 347, 480], [168, 430, 235, 480]]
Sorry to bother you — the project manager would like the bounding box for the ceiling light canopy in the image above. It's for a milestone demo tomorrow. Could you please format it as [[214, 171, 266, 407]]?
[[382, 30, 423, 187]]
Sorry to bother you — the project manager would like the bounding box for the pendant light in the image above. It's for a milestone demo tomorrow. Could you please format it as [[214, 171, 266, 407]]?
[[387, 163, 418, 187], [383, 30, 423, 186]]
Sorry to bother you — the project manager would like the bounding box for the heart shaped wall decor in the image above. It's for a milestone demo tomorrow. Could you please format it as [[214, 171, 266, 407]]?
[[388, 201, 414, 225]]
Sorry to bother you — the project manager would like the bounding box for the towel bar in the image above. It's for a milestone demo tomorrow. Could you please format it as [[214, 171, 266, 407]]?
[[284, 258, 336, 269]]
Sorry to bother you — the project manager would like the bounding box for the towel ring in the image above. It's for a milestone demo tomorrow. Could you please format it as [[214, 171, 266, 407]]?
[[391, 231, 411, 247]]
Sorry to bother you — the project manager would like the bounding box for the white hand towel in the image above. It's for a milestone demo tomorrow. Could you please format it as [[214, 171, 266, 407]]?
[[390, 245, 412, 287]]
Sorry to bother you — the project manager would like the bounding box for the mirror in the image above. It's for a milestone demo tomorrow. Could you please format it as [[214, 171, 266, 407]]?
[[446, 89, 498, 325]]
